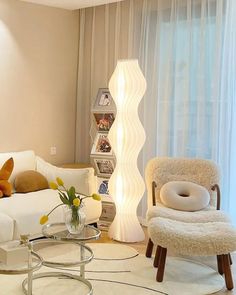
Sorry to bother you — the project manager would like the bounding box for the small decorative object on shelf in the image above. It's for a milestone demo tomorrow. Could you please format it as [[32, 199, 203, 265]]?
[[92, 88, 116, 111], [91, 157, 115, 178], [98, 178, 109, 195], [91, 133, 113, 155], [93, 113, 115, 132], [39, 177, 101, 234], [98, 201, 116, 231]]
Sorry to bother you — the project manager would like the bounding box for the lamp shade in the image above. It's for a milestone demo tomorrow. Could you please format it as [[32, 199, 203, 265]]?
[[108, 59, 146, 242]]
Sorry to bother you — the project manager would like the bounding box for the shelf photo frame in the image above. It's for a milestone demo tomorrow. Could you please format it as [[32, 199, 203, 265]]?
[[91, 157, 115, 177], [93, 113, 115, 132], [92, 88, 116, 112], [91, 133, 112, 155], [97, 177, 110, 195]]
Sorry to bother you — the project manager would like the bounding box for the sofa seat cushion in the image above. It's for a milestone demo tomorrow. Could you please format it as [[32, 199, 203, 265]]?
[[0, 213, 14, 242], [0, 189, 102, 239], [146, 202, 230, 223]]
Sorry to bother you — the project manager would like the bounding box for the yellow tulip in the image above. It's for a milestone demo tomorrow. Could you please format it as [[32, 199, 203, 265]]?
[[49, 182, 58, 190], [56, 177, 64, 186], [73, 198, 81, 207], [92, 193, 101, 201], [40, 215, 48, 225]]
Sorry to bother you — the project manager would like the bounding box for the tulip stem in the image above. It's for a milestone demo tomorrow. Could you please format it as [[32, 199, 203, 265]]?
[[47, 203, 64, 216]]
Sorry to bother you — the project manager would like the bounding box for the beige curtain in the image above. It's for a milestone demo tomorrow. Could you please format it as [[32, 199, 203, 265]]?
[[76, 0, 226, 220], [76, 0, 159, 219]]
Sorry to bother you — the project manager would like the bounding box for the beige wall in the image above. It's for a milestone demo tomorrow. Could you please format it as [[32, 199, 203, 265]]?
[[0, 0, 79, 164]]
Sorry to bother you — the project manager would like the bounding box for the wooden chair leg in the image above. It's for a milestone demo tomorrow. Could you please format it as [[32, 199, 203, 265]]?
[[222, 254, 234, 290], [229, 253, 233, 265], [146, 238, 154, 258], [156, 247, 167, 282], [217, 255, 224, 275], [154, 245, 161, 267]]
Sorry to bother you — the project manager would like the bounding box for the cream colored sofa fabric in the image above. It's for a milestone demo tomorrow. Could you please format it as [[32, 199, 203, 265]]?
[[0, 150, 102, 242], [0, 213, 14, 242]]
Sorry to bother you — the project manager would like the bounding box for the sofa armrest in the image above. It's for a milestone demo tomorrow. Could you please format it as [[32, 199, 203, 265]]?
[[36, 156, 97, 196]]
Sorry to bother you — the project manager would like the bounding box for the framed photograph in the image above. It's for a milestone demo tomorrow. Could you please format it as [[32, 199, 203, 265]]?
[[91, 133, 112, 155], [91, 157, 115, 177], [97, 177, 110, 195], [93, 113, 115, 132], [92, 88, 116, 112]]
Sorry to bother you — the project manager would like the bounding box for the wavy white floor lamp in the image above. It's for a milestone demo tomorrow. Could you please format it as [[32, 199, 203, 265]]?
[[108, 59, 147, 242]]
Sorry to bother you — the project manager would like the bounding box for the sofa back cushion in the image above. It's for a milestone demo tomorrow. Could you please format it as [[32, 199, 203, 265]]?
[[36, 156, 97, 196], [0, 151, 36, 186], [14, 170, 49, 193]]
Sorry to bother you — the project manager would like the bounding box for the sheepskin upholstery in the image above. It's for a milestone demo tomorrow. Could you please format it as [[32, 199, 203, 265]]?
[[160, 181, 210, 211], [146, 203, 230, 222], [145, 157, 219, 209], [148, 217, 236, 256]]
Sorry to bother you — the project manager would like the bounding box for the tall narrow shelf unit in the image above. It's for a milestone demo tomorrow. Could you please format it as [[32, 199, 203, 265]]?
[[90, 88, 116, 229]]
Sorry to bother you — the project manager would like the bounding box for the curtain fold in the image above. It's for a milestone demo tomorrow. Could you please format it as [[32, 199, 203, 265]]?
[[75, 0, 235, 222], [218, 0, 236, 222]]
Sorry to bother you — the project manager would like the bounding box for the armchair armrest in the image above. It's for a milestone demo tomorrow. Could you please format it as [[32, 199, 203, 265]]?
[[211, 184, 221, 210], [152, 181, 157, 206], [36, 156, 97, 196]]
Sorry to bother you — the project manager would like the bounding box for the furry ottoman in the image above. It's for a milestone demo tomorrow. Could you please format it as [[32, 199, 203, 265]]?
[[148, 217, 236, 290]]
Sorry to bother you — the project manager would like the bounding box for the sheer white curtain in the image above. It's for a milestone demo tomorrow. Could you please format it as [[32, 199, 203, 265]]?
[[218, 0, 236, 223], [76, 0, 235, 221]]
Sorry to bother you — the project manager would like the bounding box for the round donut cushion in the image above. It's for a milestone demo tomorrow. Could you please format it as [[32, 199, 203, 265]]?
[[160, 181, 210, 211]]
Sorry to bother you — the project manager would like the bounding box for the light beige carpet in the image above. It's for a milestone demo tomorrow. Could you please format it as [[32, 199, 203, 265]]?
[[0, 243, 225, 295]]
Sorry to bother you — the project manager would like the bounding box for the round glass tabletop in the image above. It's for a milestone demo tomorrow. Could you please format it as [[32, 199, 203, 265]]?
[[32, 239, 94, 267], [42, 223, 101, 242], [0, 252, 42, 275]]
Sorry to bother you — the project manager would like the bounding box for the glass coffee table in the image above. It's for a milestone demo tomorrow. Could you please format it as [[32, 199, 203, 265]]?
[[0, 250, 42, 295], [28, 223, 101, 295]]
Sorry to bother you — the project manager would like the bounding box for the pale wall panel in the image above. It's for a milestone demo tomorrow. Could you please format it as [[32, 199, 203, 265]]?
[[0, 0, 79, 164]]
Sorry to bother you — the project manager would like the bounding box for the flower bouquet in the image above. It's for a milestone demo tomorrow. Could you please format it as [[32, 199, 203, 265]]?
[[40, 177, 101, 234]]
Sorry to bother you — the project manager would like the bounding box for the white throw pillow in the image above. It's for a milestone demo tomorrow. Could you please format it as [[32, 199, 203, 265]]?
[[160, 181, 210, 211], [0, 150, 36, 186], [36, 156, 97, 196]]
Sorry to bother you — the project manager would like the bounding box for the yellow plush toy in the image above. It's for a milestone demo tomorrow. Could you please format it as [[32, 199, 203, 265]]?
[[0, 157, 14, 198]]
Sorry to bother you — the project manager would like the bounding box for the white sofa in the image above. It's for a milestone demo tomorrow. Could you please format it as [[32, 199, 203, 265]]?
[[0, 150, 102, 242]]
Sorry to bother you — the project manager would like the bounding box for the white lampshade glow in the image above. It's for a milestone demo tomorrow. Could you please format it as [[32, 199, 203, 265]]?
[[108, 59, 146, 242]]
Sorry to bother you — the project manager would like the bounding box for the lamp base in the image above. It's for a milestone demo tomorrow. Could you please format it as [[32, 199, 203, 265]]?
[[108, 213, 145, 242]]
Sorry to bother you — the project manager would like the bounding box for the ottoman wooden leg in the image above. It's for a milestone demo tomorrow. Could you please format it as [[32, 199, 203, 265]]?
[[154, 245, 161, 267], [156, 247, 167, 282], [217, 255, 224, 275], [146, 238, 154, 258], [229, 253, 233, 265], [222, 254, 234, 290]]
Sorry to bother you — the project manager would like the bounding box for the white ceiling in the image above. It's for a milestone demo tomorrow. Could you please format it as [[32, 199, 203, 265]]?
[[20, 0, 124, 10]]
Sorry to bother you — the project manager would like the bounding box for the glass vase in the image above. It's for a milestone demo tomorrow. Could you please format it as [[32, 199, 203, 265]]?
[[64, 205, 86, 234]]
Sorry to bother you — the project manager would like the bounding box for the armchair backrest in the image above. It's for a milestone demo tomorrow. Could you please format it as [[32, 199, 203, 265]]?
[[145, 157, 220, 209]]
